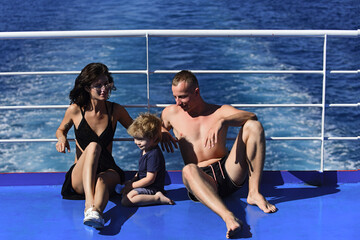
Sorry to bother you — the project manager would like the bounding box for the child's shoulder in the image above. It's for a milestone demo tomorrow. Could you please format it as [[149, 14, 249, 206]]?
[[147, 146, 164, 158]]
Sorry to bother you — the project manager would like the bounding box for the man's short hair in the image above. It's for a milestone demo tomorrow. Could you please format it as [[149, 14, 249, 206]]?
[[172, 70, 199, 90], [127, 113, 162, 145]]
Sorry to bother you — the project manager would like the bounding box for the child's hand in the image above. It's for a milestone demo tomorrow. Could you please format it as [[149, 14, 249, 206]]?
[[121, 181, 133, 195]]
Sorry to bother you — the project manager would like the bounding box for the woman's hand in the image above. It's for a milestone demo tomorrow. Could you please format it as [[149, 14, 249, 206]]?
[[56, 139, 70, 153]]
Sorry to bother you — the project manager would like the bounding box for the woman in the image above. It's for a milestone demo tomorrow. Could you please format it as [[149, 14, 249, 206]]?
[[56, 63, 133, 229]]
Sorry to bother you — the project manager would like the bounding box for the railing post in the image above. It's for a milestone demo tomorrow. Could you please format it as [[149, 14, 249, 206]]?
[[320, 35, 328, 172], [146, 33, 150, 112]]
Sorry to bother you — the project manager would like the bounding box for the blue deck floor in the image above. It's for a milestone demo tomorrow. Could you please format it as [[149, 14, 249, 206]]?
[[0, 171, 359, 240]]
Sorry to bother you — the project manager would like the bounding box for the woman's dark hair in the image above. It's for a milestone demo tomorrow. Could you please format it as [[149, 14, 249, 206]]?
[[69, 63, 116, 108]]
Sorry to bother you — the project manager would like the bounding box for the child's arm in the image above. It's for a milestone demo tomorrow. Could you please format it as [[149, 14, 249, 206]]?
[[131, 171, 157, 189], [122, 172, 157, 195]]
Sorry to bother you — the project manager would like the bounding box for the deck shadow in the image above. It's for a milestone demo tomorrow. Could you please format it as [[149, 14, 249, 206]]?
[[165, 187, 191, 201], [225, 196, 252, 239], [98, 197, 138, 236], [234, 171, 341, 206], [167, 186, 253, 238], [261, 171, 341, 205]]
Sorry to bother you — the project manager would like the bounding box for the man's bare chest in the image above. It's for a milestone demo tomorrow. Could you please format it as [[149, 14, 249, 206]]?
[[171, 115, 217, 140]]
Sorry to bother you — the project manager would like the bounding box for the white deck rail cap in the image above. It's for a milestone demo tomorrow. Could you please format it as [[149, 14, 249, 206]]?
[[0, 29, 359, 39]]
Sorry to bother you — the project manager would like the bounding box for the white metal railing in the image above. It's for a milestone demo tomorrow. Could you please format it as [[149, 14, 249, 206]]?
[[0, 30, 359, 172]]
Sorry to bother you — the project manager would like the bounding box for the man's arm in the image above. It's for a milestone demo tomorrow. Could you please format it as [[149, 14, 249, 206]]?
[[204, 105, 258, 148], [221, 106, 258, 127], [160, 106, 178, 152]]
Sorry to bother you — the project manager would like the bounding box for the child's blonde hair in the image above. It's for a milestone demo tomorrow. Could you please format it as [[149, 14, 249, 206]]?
[[127, 113, 162, 145]]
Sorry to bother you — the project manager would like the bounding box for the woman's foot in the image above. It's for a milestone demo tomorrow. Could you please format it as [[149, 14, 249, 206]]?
[[83, 208, 104, 229]]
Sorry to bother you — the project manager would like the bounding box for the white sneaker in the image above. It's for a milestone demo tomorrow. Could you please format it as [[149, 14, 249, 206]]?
[[83, 208, 104, 229]]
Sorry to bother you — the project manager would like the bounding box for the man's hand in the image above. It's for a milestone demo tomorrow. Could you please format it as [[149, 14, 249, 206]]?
[[204, 119, 223, 149], [160, 129, 178, 153]]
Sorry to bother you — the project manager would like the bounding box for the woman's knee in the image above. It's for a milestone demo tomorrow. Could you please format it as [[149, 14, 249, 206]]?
[[86, 142, 102, 155], [96, 174, 106, 186], [96, 171, 120, 189]]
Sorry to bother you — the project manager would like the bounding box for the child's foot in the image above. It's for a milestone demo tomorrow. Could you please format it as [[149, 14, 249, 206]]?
[[155, 191, 175, 205]]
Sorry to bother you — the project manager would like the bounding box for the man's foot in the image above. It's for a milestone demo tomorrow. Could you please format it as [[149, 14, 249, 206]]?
[[225, 216, 242, 239], [155, 191, 175, 205], [247, 192, 277, 213]]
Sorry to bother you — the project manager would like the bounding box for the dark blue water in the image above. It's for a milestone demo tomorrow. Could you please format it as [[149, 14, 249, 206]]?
[[0, 0, 359, 172]]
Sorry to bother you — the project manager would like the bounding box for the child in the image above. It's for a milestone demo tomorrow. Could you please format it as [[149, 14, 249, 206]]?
[[121, 113, 175, 206]]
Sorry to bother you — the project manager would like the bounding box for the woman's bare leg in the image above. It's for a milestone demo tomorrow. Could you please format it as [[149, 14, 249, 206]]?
[[93, 170, 121, 213], [71, 142, 101, 210]]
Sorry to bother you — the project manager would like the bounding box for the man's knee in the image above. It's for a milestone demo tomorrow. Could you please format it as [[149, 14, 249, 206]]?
[[182, 163, 198, 182], [243, 120, 264, 137]]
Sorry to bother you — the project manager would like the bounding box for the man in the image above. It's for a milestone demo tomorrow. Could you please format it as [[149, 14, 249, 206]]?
[[161, 70, 277, 239]]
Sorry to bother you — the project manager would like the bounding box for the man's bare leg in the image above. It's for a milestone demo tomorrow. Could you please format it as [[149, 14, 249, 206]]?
[[226, 120, 277, 213], [182, 164, 242, 238]]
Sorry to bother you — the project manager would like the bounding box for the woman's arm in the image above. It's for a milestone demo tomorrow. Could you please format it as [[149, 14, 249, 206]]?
[[55, 105, 76, 153], [113, 103, 133, 129]]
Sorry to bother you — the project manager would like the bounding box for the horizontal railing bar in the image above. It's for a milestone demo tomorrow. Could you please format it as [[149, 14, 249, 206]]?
[[0, 105, 70, 110], [0, 69, 324, 76], [326, 137, 360, 140], [1, 103, 359, 110], [1, 136, 359, 143], [0, 70, 148, 76], [154, 70, 324, 74], [0, 105, 148, 110], [230, 104, 323, 107], [0, 138, 133, 143], [268, 137, 322, 140], [330, 70, 360, 74], [0, 29, 359, 40], [328, 103, 360, 107], [2, 69, 359, 76]]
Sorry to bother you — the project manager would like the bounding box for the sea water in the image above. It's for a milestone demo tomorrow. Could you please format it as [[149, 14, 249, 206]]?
[[0, 0, 359, 172]]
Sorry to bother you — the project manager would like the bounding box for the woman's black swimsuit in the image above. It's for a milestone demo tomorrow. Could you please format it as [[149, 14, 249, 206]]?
[[61, 102, 125, 200]]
